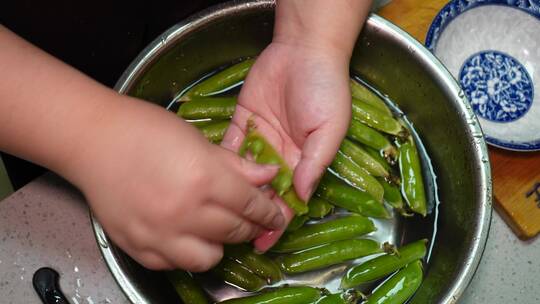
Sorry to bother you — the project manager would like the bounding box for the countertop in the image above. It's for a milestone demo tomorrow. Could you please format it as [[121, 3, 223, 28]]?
[[1, 173, 539, 303]]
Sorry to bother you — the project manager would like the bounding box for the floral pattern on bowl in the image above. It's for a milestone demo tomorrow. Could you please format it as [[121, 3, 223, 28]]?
[[460, 50, 533, 123]]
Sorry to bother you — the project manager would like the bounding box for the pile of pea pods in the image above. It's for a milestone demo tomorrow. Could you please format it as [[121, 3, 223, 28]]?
[[168, 59, 430, 304]]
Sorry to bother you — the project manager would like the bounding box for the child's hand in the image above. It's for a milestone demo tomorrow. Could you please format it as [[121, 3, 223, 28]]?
[[67, 98, 285, 271]]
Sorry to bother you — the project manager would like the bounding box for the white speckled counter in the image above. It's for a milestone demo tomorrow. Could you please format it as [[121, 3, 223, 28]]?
[[0, 174, 539, 303]]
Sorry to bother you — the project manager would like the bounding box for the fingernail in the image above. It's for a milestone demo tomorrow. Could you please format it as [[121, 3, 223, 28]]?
[[272, 214, 286, 229]]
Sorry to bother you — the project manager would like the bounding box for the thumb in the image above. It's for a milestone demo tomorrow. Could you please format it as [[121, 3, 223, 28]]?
[[218, 147, 279, 187], [293, 122, 348, 201]]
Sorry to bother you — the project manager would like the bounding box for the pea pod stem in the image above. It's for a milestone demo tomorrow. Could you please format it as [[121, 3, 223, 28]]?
[[307, 196, 334, 219], [182, 58, 255, 100], [224, 244, 282, 283], [218, 286, 324, 304], [211, 258, 266, 292], [178, 96, 237, 119], [240, 121, 308, 215], [316, 173, 390, 219], [277, 239, 381, 274], [192, 120, 230, 144], [347, 120, 397, 162], [350, 79, 392, 116], [341, 239, 427, 289], [339, 139, 389, 178], [365, 260, 423, 304], [271, 215, 376, 253], [166, 270, 209, 304], [352, 98, 406, 137], [398, 139, 427, 217], [330, 151, 384, 203]]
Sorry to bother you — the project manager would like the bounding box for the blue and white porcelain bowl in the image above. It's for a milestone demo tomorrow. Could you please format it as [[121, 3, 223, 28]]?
[[426, 0, 540, 151]]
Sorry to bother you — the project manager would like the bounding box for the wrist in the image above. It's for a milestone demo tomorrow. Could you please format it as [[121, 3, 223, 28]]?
[[273, 0, 372, 61], [52, 91, 130, 191]]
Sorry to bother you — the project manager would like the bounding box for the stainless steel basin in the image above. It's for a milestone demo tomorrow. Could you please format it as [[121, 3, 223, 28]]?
[[92, 1, 492, 303]]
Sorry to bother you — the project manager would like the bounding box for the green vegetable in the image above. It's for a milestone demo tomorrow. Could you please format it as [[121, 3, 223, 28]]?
[[339, 139, 389, 178], [365, 260, 423, 304], [352, 98, 405, 137], [286, 215, 309, 232], [178, 96, 237, 119], [307, 196, 334, 219], [347, 120, 397, 162], [166, 270, 209, 304], [350, 79, 392, 116], [316, 290, 363, 304], [330, 151, 384, 203], [341, 239, 427, 288], [219, 286, 323, 304], [211, 258, 266, 292], [276, 239, 381, 274], [183, 58, 255, 99], [224, 244, 282, 283], [271, 215, 376, 253], [240, 122, 308, 215], [398, 140, 427, 216], [192, 120, 230, 143], [316, 173, 390, 219], [363, 145, 392, 171], [379, 178, 404, 211]]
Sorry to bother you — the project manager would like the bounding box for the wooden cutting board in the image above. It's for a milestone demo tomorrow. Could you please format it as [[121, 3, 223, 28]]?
[[378, 0, 540, 240]]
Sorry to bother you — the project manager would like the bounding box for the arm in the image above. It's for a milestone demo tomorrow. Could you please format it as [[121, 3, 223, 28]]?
[[222, 0, 372, 251], [0, 26, 285, 271]]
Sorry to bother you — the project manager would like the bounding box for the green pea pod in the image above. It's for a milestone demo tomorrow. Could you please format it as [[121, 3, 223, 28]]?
[[211, 258, 266, 292], [194, 120, 230, 144], [240, 123, 308, 215], [341, 239, 427, 289], [271, 215, 376, 253], [339, 139, 389, 178], [330, 151, 384, 203], [183, 58, 255, 99], [307, 196, 334, 219], [287, 215, 309, 232], [316, 290, 363, 304], [363, 146, 392, 172], [224, 244, 282, 283], [379, 178, 404, 211], [316, 173, 390, 219], [178, 97, 237, 119], [347, 120, 397, 162], [365, 260, 423, 304], [219, 286, 323, 304], [351, 98, 405, 137], [277, 239, 381, 274], [166, 270, 209, 304], [398, 141, 427, 216], [350, 79, 392, 116]]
